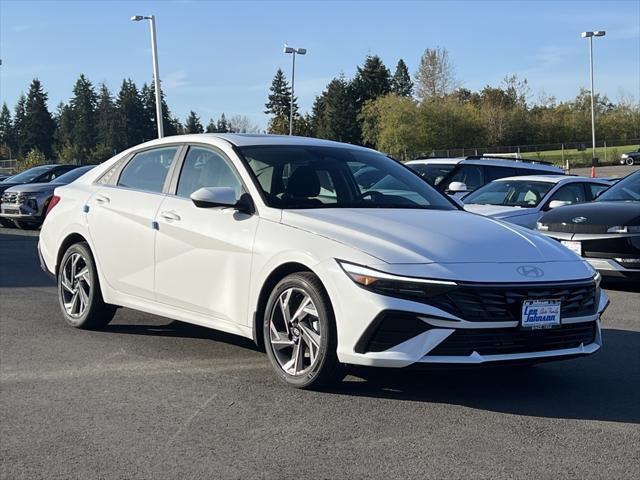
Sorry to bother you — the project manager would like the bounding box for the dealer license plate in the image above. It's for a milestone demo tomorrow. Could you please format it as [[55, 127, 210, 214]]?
[[561, 240, 582, 256], [521, 300, 561, 329]]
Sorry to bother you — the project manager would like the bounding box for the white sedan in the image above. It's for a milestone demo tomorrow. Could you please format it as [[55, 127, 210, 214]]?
[[39, 135, 608, 389], [463, 175, 612, 229]]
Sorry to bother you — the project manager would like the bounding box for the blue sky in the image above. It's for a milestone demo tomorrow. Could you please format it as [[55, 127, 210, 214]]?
[[1, 0, 638, 129]]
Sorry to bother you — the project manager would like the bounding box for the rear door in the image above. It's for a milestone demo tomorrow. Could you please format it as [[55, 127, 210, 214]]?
[[154, 145, 259, 325], [87, 145, 180, 300]]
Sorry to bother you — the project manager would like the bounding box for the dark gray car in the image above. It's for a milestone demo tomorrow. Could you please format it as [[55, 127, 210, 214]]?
[[0, 165, 94, 229]]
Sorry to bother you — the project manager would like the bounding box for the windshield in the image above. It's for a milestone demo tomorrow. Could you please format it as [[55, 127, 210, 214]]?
[[2, 166, 52, 183], [239, 145, 455, 210], [597, 171, 640, 202], [464, 180, 554, 207], [407, 163, 455, 186], [52, 166, 93, 184]]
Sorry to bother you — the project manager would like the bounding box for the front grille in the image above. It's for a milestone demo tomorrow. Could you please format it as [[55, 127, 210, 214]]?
[[545, 223, 608, 234], [428, 322, 597, 356], [425, 282, 597, 321], [1, 192, 24, 205]]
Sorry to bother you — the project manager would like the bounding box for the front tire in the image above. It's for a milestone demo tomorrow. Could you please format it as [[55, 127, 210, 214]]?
[[626, 157, 635, 166], [263, 272, 345, 389], [58, 242, 116, 329]]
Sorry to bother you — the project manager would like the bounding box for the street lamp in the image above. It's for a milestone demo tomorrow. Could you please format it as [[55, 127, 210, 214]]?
[[131, 15, 164, 138], [581, 30, 605, 165], [283, 44, 306, 136]]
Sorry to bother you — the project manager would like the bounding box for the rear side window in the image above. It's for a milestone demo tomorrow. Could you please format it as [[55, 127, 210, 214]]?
[[118, 146, 178, 193], [176, 146, 243, 199], [485, 166, 517, 182]]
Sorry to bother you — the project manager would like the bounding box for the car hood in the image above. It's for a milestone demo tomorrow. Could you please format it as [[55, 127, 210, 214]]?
[[464, 204, 530, 218], [281, 208, 576, 264], [539, 201, 640, 228], [3, 182, 55, 194], [0, 182, 22, 194]]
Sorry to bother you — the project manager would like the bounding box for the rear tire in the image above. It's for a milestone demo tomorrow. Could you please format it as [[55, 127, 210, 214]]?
[[626, 157, 635, 166], [263, 272, 345, 389], [57, 241, 116, 329]]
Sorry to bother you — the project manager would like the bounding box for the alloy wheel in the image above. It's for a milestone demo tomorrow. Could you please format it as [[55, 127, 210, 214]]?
[[268, 287, 322, 376], [60, 252, 91, 318]]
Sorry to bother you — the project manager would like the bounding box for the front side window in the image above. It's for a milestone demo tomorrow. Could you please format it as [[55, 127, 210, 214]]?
[[408, 163, 456, 186], [548, 183, 587, 206], [464, 180, 554, 208], [588, 183, 609, 199], [118, 146, 178, 193], [240, 145, 454, 210], [176, 147, 243, 199], [448, 165, 484, 191]]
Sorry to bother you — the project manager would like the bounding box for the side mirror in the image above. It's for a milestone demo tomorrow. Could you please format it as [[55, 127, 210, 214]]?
[[190, 187, 255, 215], [548, 200, 570, 210], [448, 181, 467, 193]]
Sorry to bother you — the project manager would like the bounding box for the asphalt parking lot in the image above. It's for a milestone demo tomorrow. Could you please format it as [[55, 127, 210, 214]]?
[[1, 230, 639, 479]]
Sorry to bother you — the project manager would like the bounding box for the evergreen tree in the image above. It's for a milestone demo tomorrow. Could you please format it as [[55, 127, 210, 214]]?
[[0, 103, 15, 156], [69, 74, 98, 161], [116, 79, 146, 148], [140, 83, 157, 141], [265, 68, 298, 134], [13, 94, 27, 156], [53, 102, 77, 163], [23, 79, 56, 158], [206, 118, 218, 133], [313, 76, 359, 144], [217, 113, 229, 133], [141, 82, 178, 138], [94, 83, 120, 159], [184, 110, 204, 134], [352, 55, 391, 108], [391, 59, 413, 97]]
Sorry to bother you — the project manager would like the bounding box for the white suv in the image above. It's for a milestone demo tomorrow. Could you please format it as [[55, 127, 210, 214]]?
[[39, 135, 608, 389]]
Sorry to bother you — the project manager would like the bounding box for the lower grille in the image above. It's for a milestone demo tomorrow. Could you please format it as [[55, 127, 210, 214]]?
[[428, 322, 597, 356], [355, 312, 430, 353]]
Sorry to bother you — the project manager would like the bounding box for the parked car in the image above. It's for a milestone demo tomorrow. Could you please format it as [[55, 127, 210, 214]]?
[[463, 175, 612, 228], [0, 174, 13, 182], [537, 170, 640, 281], [620, 148, 640, 166], [1, 165, 94, 229], [406, 156, 564, 197], [0, 164, 79, 227], [39, 134, 608, 389]]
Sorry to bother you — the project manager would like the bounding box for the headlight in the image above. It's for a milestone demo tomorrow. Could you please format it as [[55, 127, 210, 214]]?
[[607, 225, 640, 233], [621, 154, 629, 159], [337, 260, 457, 300], [536, 222, 549, 231]]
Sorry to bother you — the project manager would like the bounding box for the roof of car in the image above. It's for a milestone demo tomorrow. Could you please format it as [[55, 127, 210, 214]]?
[[493, 174, 611, 184], [407, 157, 562, 171], [151, 133, 370, 150]]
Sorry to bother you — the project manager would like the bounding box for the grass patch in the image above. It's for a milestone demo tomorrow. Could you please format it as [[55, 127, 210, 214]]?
[[524, 144, 639, 167]]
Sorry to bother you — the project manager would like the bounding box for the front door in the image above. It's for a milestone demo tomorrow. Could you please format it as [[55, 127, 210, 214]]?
[[154, 145, 259, 325]]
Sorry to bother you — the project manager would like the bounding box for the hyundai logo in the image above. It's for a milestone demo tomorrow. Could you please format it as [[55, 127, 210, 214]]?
[[516, 265, 544, 278], [572, 216, 588, 224]]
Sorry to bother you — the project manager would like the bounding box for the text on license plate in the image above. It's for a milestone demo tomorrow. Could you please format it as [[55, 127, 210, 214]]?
[[521, 300, 561, 329], [561, 240, 582, 256]]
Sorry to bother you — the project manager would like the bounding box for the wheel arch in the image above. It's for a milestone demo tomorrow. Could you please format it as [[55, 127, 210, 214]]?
[[55, 232, 90, 277]]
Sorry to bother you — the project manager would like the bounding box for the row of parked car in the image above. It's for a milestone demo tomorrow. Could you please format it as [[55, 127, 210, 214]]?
[[402, 156, 639, 282]]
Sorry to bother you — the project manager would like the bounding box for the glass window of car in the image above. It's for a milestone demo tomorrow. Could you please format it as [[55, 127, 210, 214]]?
[[448, 165, 484, 191], [176, 146, 243, 199], [596, 171, 640, 201], [3, 166, 53, 183], [51, 166, 93, 184], [484, 166, 517, 182], [240, 145, 454, 210], [548, 183, 587, 206], [408, 163, 456, 186], [587, 183, 609, 199], [464, 180, 554, 207], [118, 146, 178, 193]]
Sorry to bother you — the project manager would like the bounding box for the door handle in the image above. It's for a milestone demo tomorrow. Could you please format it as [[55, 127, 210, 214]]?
[[95, 194, 110, 204], [159, 210, 181, 221]]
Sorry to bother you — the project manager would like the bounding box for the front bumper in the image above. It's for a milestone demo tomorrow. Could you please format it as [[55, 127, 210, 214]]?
[[0, 202, 45, 223], [320, 259, 608, 368]]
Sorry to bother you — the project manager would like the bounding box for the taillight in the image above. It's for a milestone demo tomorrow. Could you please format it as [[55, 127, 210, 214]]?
[[46, 195, 61, 216]]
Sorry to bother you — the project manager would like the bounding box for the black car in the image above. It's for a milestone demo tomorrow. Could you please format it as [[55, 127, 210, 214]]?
[[0, 165, 94, 229], [620, 148, 640, 166], [537, 170, 640, 281], [0, 164, 79, 227]]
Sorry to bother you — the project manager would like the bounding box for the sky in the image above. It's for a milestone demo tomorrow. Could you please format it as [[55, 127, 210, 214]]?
[[0, 0, 639, 130]]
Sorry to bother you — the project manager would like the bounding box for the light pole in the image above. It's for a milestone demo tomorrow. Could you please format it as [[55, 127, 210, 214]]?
[[132, 15, 164, 138], [581, 30, 605, 165], [283, 44, 306, 136]]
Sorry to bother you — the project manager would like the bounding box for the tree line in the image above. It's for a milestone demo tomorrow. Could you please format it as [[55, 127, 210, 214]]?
[[265, 48, 640, 160], [0, 75, 259, 167]]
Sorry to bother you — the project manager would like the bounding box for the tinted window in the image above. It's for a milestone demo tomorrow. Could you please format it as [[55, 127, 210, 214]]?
[[176, 147, 243, 199], [485, 166, 516, 182], [408, 163, 456, 186], [449, 165, 484, 191], [241, 145, 454, 210], [548, 183, 587, 205], [118, 147, 178, 193], [52, 166, 94, 184], [588, 183, 609, 199]]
